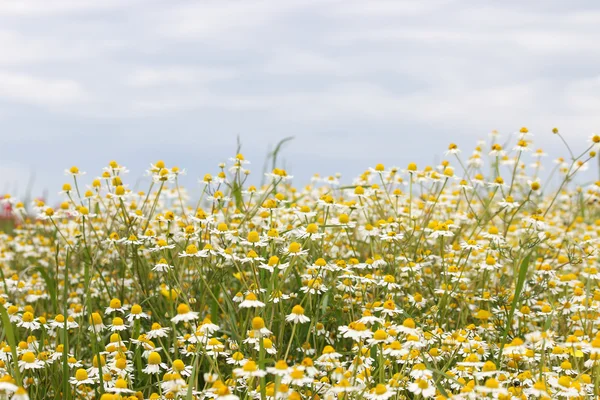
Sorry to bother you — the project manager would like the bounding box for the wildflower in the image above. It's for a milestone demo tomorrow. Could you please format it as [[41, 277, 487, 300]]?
[[106, 378, 134, 394], [0, 376, 18, 394], [105, 298, 128, 314], [378, 299, 403, 316], [171, 303, 199, 323], [590, 134, 600, 151], [148, 238, 176, 252], [239, 292, 265, 309], [366, 384, 396, 400], [109, 317, 128, 332], [233, 360, 266, 378], [251, 317, 272, 336], [257, 338, 277, 355], [331, 378, 360, 393], [267, 360, 290, 376], [142, 352, 167, 374], [18, 352, 44, 371], [475, 378, 509, 396], [17, 312, 40, 330], [168, 359, 193, 377], [285, 241, 308, 256], [227, 351, 247, 366], [286, 305, 310, 324], [407, 378, 436, 398], [152, 258, 174, 272], [126, 304, 150, 322], [210, 382, 239, 400], [398, 318, 418, 335], [178, 244, 203, 257], [11, 387, 29, 400], [70, 368, 95, 386], [368, 329, 391, 346], [88, 312, 106, 333], [525, 380, 550, 398], [339, 322, 373, 340], [283, 366, 312, 386]]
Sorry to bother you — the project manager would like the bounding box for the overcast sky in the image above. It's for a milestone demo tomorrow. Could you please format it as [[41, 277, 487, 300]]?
[[1, 0, 599, 200]]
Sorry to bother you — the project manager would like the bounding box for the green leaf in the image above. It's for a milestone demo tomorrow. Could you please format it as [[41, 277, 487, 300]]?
[[497, 253, 531, 364], [0, 305, 21, 383]]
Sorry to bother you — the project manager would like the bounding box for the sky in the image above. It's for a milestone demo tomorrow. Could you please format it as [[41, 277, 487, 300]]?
[[1, 0, 599, 201]]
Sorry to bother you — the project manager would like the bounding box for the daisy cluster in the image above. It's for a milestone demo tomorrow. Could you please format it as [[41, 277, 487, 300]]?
[[0, 129, 600, 399]]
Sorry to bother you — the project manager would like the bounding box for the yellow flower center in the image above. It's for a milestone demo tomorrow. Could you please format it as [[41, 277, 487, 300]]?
[[275, 360, 288, 370], [252, 317, 265, 330], [291, 305, 305, 315], [75, 368, 88, 381], [375, 384, 387, 395], [373, 330, 388, 341], [172, 359, 185, 371], [131, 304, 142, 314], [177, 303, 190, 315], [243, 360, 258, 372], [288, 242, 301, 253], [22, 352, 36, 363], [22, 312, 34, 322], [109, 299, 121, 308], [403, 318, 416, 329], [247, 231, 260, 243], [148, 352, 162, 365]]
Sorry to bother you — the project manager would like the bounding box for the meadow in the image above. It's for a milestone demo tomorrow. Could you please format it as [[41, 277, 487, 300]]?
[[0, 129, 600, 399]]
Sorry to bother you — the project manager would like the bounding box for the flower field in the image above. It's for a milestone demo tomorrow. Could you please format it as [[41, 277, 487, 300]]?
[[1, 129, 600, 400]]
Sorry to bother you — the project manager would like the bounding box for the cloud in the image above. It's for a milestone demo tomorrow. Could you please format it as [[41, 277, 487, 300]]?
[[157, 1, 306, 43], [128, 66, 237, 87], [263, 50, 343, 75], [0, 0, 598, 199], [0, 71, 86, 106], [328, 0, 452, 17], [564, 76, 600, 116], [0, 0, 138, 16]]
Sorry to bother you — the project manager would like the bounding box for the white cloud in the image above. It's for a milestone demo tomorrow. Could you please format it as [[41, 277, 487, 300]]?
[[128, 66, 237, 87], [157, 1, 305, 42], [329, 0, 452, 17], [0, 29, 93, 66], [0, 71, 86, 106], [0, 0, 138, 16], [0, 0, 598, 194], [263, 50, 343, 75], [564, 76, 600, 115]]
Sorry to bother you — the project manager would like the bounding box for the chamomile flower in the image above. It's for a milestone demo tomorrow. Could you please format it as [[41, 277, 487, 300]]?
[[152, 258, 174, 272], [139, 323, 166, 341], [106, 378, 134, 394], [17, 312, 40, 330], [108, 317, 128, 332], [105, 298, 128, 314], [233, 360, 266, 378], [168, 359, 193, 377], [126, 304, 150, 322], [239, 293, 265, 309], [171, 303, 199, 323], [286, 305, 310, 324], [18, 352, 44, 371], [339, 322, 373, 341], [70, 368, 95, 386], [407, 378, 436, 398], [88, 312, 106, 333], [142, 352, 168, 375]]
